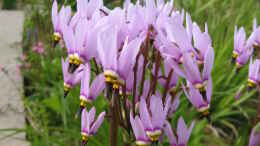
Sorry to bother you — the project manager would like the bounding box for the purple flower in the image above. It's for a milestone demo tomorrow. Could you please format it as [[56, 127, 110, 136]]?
[[32, 42, 45, 54], [253, 18, 260, 48], [52, 0, 72, 43], [249, 126, 260, 146], [192, 23, 212, 64], [81, 107, 106, 142], [248, 59, 260, 88], [254, 28, 260, 48], [70, 0, 103, 29], [97, 26, 119, 83], [165, 92, 181, 118], [167, 46, 214, 91], [130, 112, 150, 146], [63, 24, 87, 73], [139, 93, 168, 141], [61, 57, 83, 97], [97, 26, 144, 86], [164, 117, 194, 146], [233, 26, 247, 59], [233, 26, 255, 69], [80, 64, 105, 105], [182, 77, 213, 114]]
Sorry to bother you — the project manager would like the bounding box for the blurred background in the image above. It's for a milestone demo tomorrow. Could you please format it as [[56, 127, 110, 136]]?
[[0, 0, 259, 146]]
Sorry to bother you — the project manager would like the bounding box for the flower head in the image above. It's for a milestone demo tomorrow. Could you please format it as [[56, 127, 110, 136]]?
[[52, 0, 72, 43], [167, 46, 214, 91], [183, 77, 212, 115], [164, 117, 194, 146], [80, 63, 105, 105], [192, 23, 212, 64], [130, 112, 150, 146], [81, 107, 106, 143], [233, 26, 255, 69], [248, 59, 260, 88], [61, 57, 83, 97], [139, 93, 168, 141]]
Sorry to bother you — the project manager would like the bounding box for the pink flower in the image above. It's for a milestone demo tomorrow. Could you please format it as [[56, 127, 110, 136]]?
[[32, 42, 45, 54]]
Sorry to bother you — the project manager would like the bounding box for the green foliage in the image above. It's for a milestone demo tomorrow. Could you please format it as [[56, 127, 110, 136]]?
[[2, 0, 17, 9], [17, 0, 260, 146]]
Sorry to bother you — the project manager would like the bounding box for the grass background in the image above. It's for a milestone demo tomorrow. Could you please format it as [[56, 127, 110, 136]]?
[[15, 0, 260, 145]]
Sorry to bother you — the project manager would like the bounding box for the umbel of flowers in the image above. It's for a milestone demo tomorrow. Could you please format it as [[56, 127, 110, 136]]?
[[51, 0, 260, 145]]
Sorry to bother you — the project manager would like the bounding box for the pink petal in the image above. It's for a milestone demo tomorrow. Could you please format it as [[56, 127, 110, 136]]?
[[80, 64, 91, 98], [164, 121, 177, 145], [202, 46, 214, 81], [89, 73, 105, 100], [52, 0, 58, 30], [139, 97, 153, 130], [90, 111, 106, 134]]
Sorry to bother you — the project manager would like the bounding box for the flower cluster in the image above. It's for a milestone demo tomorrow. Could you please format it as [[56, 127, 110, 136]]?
[[231, 19, 260, 89], [51, 0, 217, 145]]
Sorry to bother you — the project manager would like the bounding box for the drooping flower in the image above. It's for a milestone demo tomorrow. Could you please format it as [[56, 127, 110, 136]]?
[[164, 117, 194, 146], [232, 26, 255, 69], [70, 0, 103, 29], [97, 26, 144, 88], [249, 125, 260, 146], [81, 107, 106, 144], [80, 63, 105, 106], [167, 46, 214, 91], [248, 59, 260, 89], [61, 57, 83, 97], [253, 18, 260, 49], [139, 93, 168, 142], [52, 0, 72, 44], [192, 23, 212, 64], [233, 26, 247, 60], [97, 26, 119, 84], [63, 24, 86, 73], [182, 77, 213, 115], [130, 112, 150, 146]]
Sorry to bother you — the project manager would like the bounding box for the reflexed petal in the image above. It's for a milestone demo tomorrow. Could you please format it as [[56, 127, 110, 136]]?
[[89, 73, 105, 100], [186, 12, 193, 44], [202, 46, 214, 81], [164, 121, 177, 145], [206, 77, 213, 103], [97, 26, 118, 70], [118, 36, 143, 79], [182, 53, 201, 84], [135, 116, 148, 141], [63, 26, 75, 54], [139, 97, 153, 130], [61, 58, 69, 81], [52, 0, 58, 30], [182, 83, 206, 109], [80, 64, 90, 98], [177, 117, 188, 145], [87, 107, 96, 132], [150, 95, 165, 129], [81, 108, 88, 132], [130, 112, 139, 138], [90, 111, 106, 134]]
